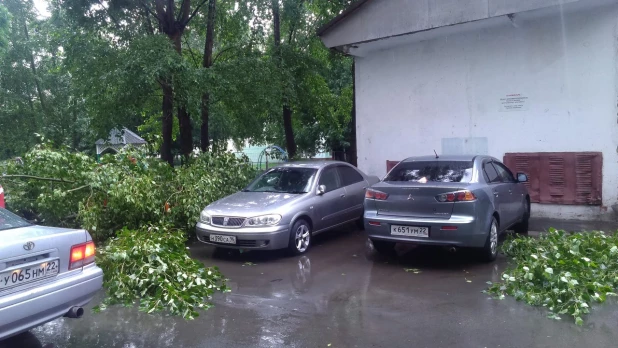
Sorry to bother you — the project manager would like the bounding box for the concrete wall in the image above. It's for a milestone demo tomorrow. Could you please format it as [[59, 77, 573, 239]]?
[[355, 4, 618, 221], [321, 0, 584, 48]]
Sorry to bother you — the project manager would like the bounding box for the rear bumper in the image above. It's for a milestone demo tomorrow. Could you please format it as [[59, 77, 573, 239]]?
[[364, 211, 486, 248], [195, 222, 290, 250], [0, 264, 103, 339]]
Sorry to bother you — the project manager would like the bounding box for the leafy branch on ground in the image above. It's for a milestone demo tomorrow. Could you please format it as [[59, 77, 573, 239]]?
[[94, 225, 228, 319], [1, 146, 256, 319], [486, 229, 618, 325]]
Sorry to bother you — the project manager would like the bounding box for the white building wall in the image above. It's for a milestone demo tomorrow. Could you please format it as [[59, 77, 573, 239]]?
[[355, 4, 618, 221]]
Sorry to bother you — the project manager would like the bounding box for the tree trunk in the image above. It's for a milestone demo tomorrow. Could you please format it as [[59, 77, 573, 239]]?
[[160, 80, 174, 165], [282, 105, 295, 158], [201, 0, 216, 152], [272, 0, 297, 158], [345, 60, 358, 166], [172, 32, 193, 159]]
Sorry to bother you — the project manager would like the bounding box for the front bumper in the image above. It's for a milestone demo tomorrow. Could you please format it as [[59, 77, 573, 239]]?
[[195, 222, 290, 250], [0, 264, 103, 339], [364, 211, 486, 248]]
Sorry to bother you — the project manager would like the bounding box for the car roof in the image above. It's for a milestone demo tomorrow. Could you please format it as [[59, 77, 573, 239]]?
[[275, 160, 350, 169], [401, 155, 482, 162]]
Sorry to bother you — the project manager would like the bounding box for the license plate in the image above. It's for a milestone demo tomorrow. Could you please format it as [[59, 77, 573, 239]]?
[[209, 235, 236, 244], [0, 259, 60, 290], [391, 225, 429, 237]]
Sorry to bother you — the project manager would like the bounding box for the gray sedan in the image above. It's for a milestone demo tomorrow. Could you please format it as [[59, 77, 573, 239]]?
[[364, 155, 529, 261], [0, 208, 103, 339], [196, 161, 379, 254]]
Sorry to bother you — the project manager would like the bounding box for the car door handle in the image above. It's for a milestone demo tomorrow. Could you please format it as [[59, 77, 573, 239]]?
[[508, 190, 513, 194], [493, 191, 499, 197], [340, 194, 346, 198]]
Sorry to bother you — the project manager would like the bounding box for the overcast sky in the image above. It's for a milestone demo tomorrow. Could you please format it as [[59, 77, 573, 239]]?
[[33, 0, 51, 18]]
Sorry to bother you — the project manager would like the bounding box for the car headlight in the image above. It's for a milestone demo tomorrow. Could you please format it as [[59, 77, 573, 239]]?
[[245, 214, 282, 227], [200, 211, 211, 224]]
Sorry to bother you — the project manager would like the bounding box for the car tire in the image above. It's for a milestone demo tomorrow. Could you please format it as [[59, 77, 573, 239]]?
[[371, 239, 396, 254], [355, 210, 365, 230], [355, 218, 365, 230], [513, 199, 530, 235], [288, 219, 311, 255], [480, 218, 499, 262]]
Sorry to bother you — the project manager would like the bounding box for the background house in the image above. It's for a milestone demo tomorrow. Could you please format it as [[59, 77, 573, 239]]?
[[95, 128, 147, 159], [319, 0, 618, 222]]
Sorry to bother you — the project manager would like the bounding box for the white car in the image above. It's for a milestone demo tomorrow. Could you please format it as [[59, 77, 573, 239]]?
[[0, 207, 103, 339]]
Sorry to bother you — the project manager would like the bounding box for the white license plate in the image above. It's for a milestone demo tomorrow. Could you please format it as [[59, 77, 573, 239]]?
[[390, 225, 429, 238], [209, 235, 236, 244], [0, 259, 60, 290]]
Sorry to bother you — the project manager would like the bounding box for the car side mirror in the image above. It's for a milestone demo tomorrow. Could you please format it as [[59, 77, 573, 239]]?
[[317, 185, 326, 195], [517, 173, 528, 183]]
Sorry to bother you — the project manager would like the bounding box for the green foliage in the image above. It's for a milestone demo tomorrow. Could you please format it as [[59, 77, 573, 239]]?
[[2, 144, 97, 226], [2, 146, 256, 242], [3, 146, 256, 318], [170, 152, 257, 231], [0, 0, 94, 160], [80, 149, 176, 241], [94, 225, 228, 319], [0, 5, 9, 55], [486, 229, 618, 325]]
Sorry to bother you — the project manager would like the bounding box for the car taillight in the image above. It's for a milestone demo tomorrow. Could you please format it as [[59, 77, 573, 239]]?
[[70, 241, 95, 270], [365, 189, 389, 200], [436, 190, 476, 202]]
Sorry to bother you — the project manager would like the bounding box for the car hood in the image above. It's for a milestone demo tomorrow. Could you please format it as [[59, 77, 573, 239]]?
[[206, 191, 305, 216]]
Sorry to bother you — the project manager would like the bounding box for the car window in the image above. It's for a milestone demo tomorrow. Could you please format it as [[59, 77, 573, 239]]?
[[318, 167, 341, 193], [337, 166, 364, 187], [384, 161, 474, 183], [492, 162, 516, 183], [0, 208, 31, 231], [483, 162, 501, 183], [245, 167, 317, 194]]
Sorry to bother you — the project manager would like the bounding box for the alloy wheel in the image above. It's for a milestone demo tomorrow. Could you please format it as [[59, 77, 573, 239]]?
[[295, 224, 310, 252], [490, 221, 498, 255]]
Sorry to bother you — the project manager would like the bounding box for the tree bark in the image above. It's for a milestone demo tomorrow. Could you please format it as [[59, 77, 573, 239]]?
[[160, 80, 174, 165], [172, 32, 193, 159], [200, 0, 216, 152], [175, 2, 193, 159], [272, 0, 297, 158]]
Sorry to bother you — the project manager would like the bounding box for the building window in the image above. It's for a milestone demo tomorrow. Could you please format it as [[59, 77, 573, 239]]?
[[503, 152, 602, 205]]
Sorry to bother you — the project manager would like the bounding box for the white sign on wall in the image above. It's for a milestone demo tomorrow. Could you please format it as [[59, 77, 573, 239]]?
[[499, 94, 529, 112]]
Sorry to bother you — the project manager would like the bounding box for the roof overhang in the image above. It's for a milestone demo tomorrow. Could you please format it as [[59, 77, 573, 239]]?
[[316, 0, 373, 37], [318, 0, 613, 57]]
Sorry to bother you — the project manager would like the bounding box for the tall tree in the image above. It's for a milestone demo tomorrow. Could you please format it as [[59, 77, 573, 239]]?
[[60, 0, 210, 164], [151, 0, 208, 162], [271, 0, 297, 159], [200, 0, 216, 151]]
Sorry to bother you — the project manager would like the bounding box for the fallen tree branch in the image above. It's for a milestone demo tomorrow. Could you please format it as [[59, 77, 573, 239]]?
[[1, 175, 75, 184], [65, 184, 91, 194]]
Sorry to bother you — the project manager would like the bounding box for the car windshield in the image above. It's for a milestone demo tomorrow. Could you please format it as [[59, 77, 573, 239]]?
[[244, 167, 318, 193], [0, 208, 31, 231], [384, 161, 474, 183]]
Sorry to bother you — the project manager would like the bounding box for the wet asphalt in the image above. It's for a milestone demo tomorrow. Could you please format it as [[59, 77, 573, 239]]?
[[3, 225, 618, 348]]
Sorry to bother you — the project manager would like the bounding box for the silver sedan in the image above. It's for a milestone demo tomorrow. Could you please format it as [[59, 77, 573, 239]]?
[[364, 155, 530, 262], [0, 208, 103, 339], [196, 161, 379, 254]]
